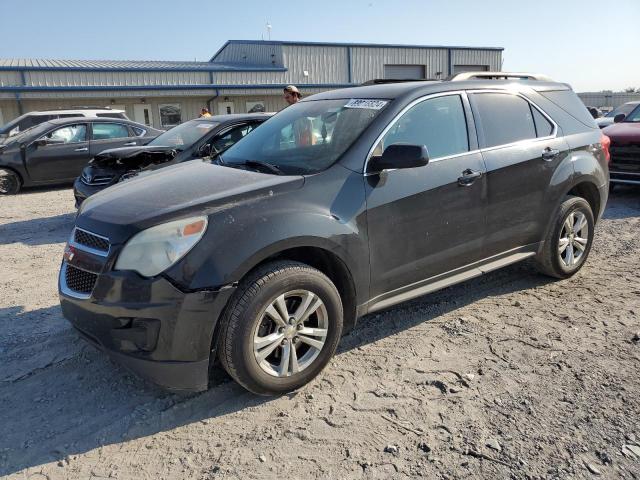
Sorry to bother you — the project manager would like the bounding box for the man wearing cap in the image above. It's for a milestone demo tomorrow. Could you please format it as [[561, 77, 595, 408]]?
[[283, 85, 315, 145], [283, 85, 302, 106]]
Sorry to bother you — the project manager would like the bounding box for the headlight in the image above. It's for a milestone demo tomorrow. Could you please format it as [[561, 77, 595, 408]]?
[[115, 216, 208, 277]]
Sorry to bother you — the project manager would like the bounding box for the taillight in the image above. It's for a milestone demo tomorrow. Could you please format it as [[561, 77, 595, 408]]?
[[601, 133, 611, 163]]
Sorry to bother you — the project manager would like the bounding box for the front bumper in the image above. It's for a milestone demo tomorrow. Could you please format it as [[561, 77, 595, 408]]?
[[59, 262, 235, 391], [73, 177, 117, 208]]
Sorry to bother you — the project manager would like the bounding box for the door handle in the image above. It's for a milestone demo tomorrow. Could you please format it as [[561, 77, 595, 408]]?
[[542, 147, 560, 161], [123, 142, 137, 146], [74, 147, 88, 152], [458, 169, 482, 186]]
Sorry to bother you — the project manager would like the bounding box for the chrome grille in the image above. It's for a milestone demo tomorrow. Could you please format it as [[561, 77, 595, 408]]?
[[64, 265, 98, 295], [81, 173, 115, 186], [74, 228, 109, 253]]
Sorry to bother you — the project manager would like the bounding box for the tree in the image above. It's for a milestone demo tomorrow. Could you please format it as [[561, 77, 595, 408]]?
[[623, 87, 637, 93]]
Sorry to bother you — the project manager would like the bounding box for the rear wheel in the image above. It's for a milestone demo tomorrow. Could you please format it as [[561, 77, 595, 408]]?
[[218, 261, 343, 395], [535, 196, 594, 279], [0, 168, 21, 195]]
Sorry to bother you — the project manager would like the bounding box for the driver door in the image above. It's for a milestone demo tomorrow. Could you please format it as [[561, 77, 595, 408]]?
[[365, 93, 488, 301], [25, 123, 90, 183]]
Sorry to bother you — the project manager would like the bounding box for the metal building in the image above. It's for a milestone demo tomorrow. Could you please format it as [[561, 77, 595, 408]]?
[[0, 40, 503, 129]]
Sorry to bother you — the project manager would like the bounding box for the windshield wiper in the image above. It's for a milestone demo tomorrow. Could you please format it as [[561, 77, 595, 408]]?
[[242, 160, 283, 175]]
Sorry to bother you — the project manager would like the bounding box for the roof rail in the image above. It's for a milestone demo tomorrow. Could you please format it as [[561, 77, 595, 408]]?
[[449, 71, 554, 82], [360, 78, 437, 86]]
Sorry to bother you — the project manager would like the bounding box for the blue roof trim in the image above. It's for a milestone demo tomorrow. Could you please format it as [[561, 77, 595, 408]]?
[[0, 65, 287, 73], [0, 83, 353, 93], [211, 39, 504, 61]]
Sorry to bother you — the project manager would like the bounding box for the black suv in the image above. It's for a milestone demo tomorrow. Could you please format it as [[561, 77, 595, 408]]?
[[59, 74, 609, 395]]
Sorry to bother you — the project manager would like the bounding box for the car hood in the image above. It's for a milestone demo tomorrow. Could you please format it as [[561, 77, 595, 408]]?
[[603, 122, 640, 144], [90, 145, 178, 167], [77, 159, 305, 243]]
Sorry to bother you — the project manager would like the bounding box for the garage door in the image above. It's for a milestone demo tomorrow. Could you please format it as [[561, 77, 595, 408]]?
[[384, 64, 426, 79], [453, 64, 490, 74]]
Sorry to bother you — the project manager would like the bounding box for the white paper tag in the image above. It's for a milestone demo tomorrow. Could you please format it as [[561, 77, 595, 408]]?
[[344, 99, 388, 110]]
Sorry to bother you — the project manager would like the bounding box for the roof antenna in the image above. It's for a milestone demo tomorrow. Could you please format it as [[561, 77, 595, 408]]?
[[266, 22, 272, 40]]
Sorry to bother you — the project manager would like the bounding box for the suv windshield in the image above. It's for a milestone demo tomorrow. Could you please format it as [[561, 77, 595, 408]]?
[[148, 120, 219, 149], [622, 105, 640, 123], [606, 103, 639, 118], [220, 99, 388, 175]]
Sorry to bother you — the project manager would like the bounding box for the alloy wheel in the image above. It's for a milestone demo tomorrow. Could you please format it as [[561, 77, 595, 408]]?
[[253, 289, 328, 377], [558, 210, 589, 267]]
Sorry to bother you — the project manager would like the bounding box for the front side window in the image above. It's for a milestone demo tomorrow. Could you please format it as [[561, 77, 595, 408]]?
[[91, 123, 129, 140], [472, 93, 537, 148], [372, 95, 469, 160], [159, 104, 182, 128], [221, 98, 388, 175], [211, 123, 257, 152], [44, 124, 87, 144], [622, 105, 640, 123]]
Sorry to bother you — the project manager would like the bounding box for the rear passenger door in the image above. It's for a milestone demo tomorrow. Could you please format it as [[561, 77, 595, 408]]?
[[89, 122, 139, 156], [469, 91, 569, 257]]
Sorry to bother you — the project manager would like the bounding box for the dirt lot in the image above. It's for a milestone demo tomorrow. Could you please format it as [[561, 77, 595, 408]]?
[[1, 186, 639, 480]]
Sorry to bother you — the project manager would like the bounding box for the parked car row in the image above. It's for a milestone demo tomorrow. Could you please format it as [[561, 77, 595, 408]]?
[[0, 117, 162, 194], [0, 112, 272, 196], [58, 73, 610, 395]]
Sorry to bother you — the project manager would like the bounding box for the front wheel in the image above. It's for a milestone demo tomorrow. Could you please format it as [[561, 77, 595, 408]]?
[[0, 168, 21, 195], [217, 261, 343, 395], [535, 196, 595, 279]]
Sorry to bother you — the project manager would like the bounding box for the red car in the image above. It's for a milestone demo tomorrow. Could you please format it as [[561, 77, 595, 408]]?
[[603, 104, 640, 190]]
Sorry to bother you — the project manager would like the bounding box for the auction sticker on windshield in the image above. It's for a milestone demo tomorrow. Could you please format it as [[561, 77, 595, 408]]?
[[345, 99, 388, 110]]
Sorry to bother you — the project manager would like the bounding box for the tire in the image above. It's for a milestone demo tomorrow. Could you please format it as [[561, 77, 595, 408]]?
[[217, 260, 343, 396], [0, 168, 21, 195], [535, 196, 595, 279]]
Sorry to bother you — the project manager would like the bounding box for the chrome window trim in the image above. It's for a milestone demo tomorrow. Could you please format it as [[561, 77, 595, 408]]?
[[70, 227, 110, 257], [364, 90, 473, 173], [364, 88, 559, 173], [59, 262, 92, 300]]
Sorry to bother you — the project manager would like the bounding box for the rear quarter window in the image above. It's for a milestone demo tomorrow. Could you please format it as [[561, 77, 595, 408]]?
[[539, 90, 598, 129]]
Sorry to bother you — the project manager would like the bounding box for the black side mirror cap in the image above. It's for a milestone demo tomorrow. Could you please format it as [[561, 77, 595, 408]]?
[[35, 138, 48, 147], [198, 144, 212, 157], [614, 114, 626, 123], [368, 144, 429, 173]]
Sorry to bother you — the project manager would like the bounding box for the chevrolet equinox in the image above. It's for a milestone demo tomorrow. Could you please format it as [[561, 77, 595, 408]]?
[[59, 73, 610, 395]]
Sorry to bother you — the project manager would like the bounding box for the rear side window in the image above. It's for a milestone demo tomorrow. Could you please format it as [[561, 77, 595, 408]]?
[[132, 126, 146, 136], [374, 94, 469, 159], [472, 93, 536, 148], [91, 123, 130, 140], [96, 112, 127, 119], [539, 90, 597, 128], [531, 107, 554, 137]]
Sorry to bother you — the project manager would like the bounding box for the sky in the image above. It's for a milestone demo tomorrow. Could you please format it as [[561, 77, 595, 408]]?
[[0, 0, 638, 92]]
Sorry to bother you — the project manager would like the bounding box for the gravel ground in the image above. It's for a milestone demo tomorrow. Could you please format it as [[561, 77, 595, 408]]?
[[1, 186, 639, 480]]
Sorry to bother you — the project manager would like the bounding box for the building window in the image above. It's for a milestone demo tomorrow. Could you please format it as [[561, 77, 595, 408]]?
[[452, 65, 490, 74], [159, 104, 182, 128], [383, 64, 426, 80]]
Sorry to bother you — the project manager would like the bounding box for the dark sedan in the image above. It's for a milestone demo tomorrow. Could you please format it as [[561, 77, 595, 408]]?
[[0, 117, 161, 194], [73, 113, 272, 206]]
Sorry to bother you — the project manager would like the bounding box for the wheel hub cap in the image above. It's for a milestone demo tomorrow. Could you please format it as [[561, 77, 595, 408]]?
[[558, 210, 588, 267], [253, 289, 329, 378]]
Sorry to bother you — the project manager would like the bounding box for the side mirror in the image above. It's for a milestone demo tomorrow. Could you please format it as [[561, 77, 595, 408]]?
[[36, 138, 48, 147], [368, 144, 429, 173], [614, 114, 626, 123], [198, 143, 211, 157]]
